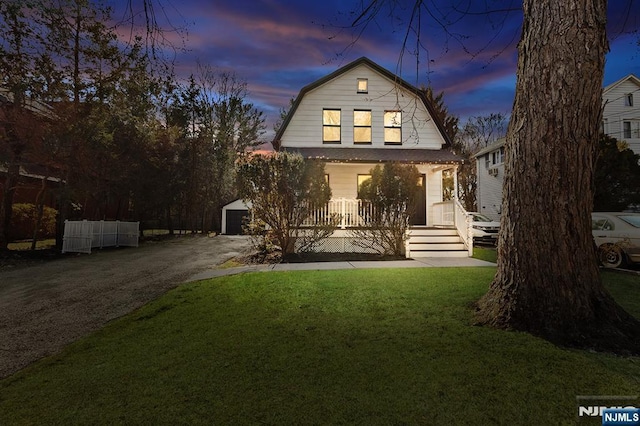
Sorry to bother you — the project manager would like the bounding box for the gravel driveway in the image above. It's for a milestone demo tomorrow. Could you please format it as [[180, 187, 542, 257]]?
[[0, 235, 252, 379]]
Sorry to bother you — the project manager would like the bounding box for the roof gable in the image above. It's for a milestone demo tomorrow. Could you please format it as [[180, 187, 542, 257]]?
[[273, 57, 453, 148], [603, 74, 640, 95], [473, 138, 506, 158]]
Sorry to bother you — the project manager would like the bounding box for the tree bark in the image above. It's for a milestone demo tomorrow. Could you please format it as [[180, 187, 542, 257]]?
[[30, 175, 49, 251], [0, 162, 20, 251], [476, 0, 640, 354]]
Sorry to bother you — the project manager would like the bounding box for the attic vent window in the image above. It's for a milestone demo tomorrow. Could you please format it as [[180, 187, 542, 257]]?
[[357, 78, 368, 93]]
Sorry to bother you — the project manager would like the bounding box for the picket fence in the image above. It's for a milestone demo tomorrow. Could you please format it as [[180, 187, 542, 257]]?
[[62, 220, 139, 254]]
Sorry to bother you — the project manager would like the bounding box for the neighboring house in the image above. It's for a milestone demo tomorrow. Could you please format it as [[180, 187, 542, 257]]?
[[270, 56, 469, 257], [474, 138, 505, 221], [602, 74, 640, 155], [476, 73, 640, 222], [0, 164, 61, 209]]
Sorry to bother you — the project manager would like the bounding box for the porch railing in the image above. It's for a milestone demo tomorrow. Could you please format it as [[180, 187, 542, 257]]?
[[303, 198, 474, 255], [432, 200, 473, 256], [302, 198, 377, 229], [453, 200, 474, 256]]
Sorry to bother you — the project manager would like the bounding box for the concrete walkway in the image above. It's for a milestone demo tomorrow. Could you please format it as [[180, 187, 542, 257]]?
[[186, 257, 496, 282]]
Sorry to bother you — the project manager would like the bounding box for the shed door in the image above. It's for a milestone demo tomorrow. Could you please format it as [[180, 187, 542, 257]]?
[[226, 210, 249, 235]]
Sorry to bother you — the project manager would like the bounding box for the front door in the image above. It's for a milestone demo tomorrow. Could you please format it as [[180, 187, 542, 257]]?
[[410, 174, 427, 226]]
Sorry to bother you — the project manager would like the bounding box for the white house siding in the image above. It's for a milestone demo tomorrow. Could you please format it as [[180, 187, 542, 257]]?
[[474, 143, 505, 221], [603, 75, 640, 155], [280, 63, 446, 150], [324, 163, 377, 199]]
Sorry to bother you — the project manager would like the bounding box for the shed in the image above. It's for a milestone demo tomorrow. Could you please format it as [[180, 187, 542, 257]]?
[[221, 199, 252, 235]]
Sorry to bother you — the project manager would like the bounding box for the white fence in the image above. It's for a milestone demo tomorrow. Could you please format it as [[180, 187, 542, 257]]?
[[302, 198, 378, 229], [62, 220, 139, 254]]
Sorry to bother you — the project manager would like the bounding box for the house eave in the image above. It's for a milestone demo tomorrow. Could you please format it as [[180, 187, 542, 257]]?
[[282, 146, 463, 165]]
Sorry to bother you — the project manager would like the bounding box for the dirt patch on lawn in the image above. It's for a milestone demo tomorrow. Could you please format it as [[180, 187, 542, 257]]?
[[0, 235, 252, 379]]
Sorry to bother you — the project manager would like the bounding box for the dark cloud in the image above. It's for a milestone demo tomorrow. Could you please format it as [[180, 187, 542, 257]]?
[[113, 0, 640, 134]]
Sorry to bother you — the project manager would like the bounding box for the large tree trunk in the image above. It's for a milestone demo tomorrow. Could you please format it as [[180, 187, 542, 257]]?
[[476, 0, 640, 354]]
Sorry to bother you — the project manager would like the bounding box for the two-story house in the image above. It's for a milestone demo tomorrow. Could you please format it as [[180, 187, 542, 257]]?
[[474, 139, 505, 221], [271, 57, 469, 257], [474, 74, 640, 223], [602, 74, 640, 155]]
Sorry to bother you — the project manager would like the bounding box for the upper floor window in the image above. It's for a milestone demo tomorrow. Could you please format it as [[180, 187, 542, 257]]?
[[384, 110, 402, 144], [353, 110, 372, 144], [625, 93, 634, 107], [357, 78, 368, 93], [492, 147, 505, 165], [323, 109, 341, 143], [485, 147, 505, 168]]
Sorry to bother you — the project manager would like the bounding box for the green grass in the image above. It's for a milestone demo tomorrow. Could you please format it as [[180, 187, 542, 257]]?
[[1, 268, 639, 425], [7, 238, 56, 251], [473, 245, 497, 263]]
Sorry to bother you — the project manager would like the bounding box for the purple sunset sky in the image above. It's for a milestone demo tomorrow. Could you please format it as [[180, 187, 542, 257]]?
[[112, 0, 640, 141]]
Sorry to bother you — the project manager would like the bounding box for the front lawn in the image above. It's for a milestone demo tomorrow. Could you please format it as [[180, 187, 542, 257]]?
[[1, 268, 638, 424]]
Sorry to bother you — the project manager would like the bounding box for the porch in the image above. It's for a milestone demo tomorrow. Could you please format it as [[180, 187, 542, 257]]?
[[301, 198, 473, 258]]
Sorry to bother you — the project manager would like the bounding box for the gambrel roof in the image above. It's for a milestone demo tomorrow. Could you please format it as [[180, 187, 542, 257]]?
[[273, 56, 455, 149]]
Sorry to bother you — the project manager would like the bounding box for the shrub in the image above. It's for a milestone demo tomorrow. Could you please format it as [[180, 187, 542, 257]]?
[[237, 152, 336, 256], [350, 163, 420, 256], [9, 203, 58, 241]]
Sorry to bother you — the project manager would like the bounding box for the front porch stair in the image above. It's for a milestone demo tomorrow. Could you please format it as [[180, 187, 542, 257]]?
[[407, 228, 469, 258]]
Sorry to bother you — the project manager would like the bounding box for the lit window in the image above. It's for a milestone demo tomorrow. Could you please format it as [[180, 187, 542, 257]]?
[[357, 174, 372, 197], [323, 109, 341, 143], [384, 110, 402, 144], [623, 121, 632, 139], [353, 110, 372, 144], [357, 78, 368, 93], [625, 93, 634, 107]]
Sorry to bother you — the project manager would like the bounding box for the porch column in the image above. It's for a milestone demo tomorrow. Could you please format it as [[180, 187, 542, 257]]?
[[453, 165, 459, 201]]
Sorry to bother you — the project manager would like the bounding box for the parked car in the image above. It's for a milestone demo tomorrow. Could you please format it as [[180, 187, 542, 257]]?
[[592, 212, 640, 268], [470, 213, 500, 245]]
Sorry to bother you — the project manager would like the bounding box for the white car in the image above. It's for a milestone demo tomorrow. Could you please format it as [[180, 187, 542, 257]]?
[[592, 212, 640, 268], [470, 213, 500, 245]]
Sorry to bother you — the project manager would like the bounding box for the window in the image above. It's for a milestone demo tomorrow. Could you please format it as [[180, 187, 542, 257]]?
[[623, 121, 632, 139], [357, 174, 372, 197], [492, 147, 505, 165], [323, 109, 341, 143], [625, 93, 634, 107], [592, 217, 614, 231], [353, 110, 372, 143], [384, 110, 402, 144], [357, 78, 368, 93], [620, 215, 640, 228]]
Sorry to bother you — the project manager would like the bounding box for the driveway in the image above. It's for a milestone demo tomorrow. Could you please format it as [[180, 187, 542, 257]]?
[[0, 235, 252, 379]]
